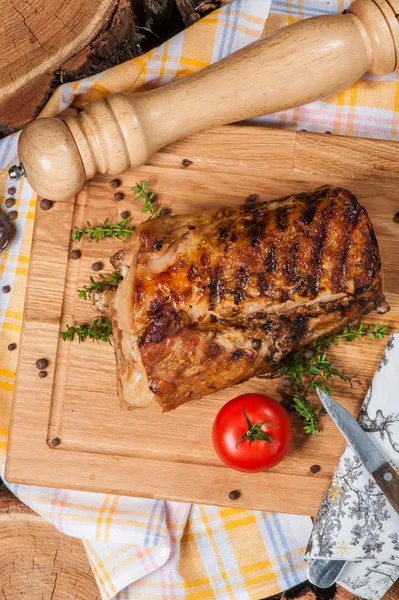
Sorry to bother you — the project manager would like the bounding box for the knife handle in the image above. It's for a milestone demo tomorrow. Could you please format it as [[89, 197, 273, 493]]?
[[307, 559, 347, 588], [373, 463, 399, 515]]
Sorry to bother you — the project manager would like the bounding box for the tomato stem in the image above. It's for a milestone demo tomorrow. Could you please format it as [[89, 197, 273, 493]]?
[[235, 408, 278, 448]]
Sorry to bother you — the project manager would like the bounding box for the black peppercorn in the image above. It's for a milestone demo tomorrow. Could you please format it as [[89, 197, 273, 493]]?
[[120, 211, 130, 219], [159, 208, 171, 217], [245, 194, 259, 204], [8, 211, 17, 221], [393, 210, 399, 224], [39, 370, 48, 378], [7, 187, 16, 195], [114, 192, 124, 201], [5, 197, 15, 208], [51, 437, 61, 447], [110, 179, 121, 189], [229, 490, 240, 501], [2, 285, 11, 294], [181, 158, 193, 168], [310, 465, 321, 474], [70, 249, 81, 259], [92, 261, 103, 272], [36, 358, 49, 370], [40, 199, 53, 211], [8, 343, 16, 351]]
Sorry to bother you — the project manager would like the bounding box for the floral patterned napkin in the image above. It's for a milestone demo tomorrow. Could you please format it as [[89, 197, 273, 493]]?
[[306, 335, 399, 600]]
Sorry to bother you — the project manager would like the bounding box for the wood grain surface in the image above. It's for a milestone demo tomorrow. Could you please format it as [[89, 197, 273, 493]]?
[[6, 126, 399, 516], [18, 0, 399, 200], [0, 484, 99, 599]]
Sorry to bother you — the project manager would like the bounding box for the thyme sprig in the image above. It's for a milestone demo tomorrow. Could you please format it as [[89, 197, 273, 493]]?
[[59, 317, 112, 344], [72, 218, 135, 242], [77, 271, 123, 301], [132, 181, 159, 219], [267, 323, 388, 435]]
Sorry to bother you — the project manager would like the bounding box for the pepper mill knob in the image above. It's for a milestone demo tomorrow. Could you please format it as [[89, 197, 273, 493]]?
[[11, 0, 399, 200]]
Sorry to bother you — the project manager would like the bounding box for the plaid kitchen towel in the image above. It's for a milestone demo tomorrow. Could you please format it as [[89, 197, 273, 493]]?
[[1, 0, 398, 598]]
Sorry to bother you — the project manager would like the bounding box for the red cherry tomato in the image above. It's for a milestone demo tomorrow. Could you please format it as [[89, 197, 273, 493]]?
[[212, 393, 292, 473]]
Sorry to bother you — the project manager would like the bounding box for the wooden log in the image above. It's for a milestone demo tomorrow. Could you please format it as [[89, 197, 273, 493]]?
[[0, 482, 100, 600], [0, 0, 117, 134], [0, 0, 229, 136]]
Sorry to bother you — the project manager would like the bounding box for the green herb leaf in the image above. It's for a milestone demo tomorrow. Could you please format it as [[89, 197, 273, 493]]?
[[71, 219, 135, 242], [132, 181, 160, 219], [59, 317, 112, 344], [77, 271, 123, 301], [261, 323, 388, 435]]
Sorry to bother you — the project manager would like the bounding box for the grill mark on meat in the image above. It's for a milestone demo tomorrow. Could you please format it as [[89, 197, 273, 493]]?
[[243, 214, 266, 247], [234, 266, 250, 305], [300, 202, 318, 224], [333, 195, 361, 291], [265, 246, 277, 273], [257, 272, 272, 297], [284, 242, 299, 284], [302, 201, 336, 297], [275, 206, 290, 230], [209, 264, 224, 309]]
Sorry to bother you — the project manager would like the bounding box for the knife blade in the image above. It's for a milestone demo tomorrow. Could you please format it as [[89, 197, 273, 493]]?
[[307, 390, 399, 589], [316, 389, 399, 513]]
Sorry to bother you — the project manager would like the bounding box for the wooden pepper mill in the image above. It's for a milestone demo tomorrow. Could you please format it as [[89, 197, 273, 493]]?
[[9, 0, 399, 200]]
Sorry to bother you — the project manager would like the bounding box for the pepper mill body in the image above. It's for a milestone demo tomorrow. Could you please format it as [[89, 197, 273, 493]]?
[[13, 0, 399, 200]]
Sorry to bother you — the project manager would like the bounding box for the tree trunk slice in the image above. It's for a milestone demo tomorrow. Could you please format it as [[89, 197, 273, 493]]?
[[0, 483, 100, 600], [0, 0, 230, 136], [0, 0, 118, 133]]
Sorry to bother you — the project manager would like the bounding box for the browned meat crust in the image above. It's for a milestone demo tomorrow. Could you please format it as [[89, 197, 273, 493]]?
[[103, 186, 386, 411]]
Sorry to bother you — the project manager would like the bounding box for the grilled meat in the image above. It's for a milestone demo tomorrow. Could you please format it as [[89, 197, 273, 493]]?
[[99, 186, 386, 411]]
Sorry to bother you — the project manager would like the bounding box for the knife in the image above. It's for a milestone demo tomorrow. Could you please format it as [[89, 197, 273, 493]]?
[[307, 390, 399, 589]]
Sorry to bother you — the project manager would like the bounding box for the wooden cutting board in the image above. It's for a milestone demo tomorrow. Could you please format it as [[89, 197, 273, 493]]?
[[6, 126, 399, 516]]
